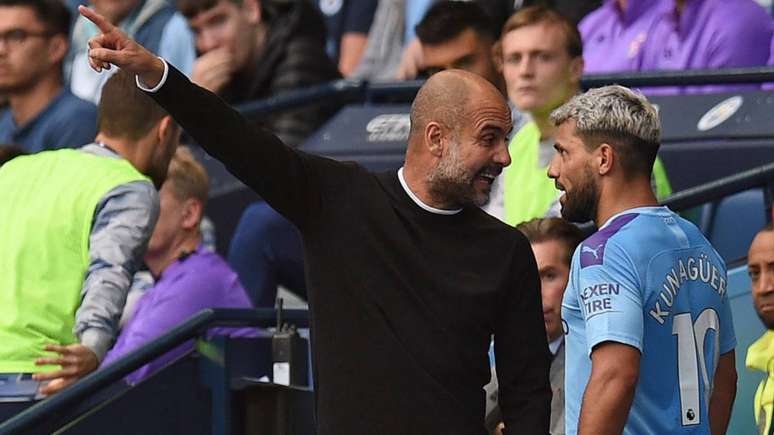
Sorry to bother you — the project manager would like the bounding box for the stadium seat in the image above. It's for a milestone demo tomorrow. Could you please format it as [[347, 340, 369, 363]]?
[[706, 188, 767, 262]]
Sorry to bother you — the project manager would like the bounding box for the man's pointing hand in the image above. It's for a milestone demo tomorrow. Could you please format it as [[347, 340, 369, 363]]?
[[78, 5, 165, 88]]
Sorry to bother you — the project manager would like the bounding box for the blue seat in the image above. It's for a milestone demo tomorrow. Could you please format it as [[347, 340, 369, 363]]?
[[707, 188, 767, 263]]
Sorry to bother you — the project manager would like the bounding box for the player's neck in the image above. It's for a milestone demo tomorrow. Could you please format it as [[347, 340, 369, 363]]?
[[596, 179, 658, 227]]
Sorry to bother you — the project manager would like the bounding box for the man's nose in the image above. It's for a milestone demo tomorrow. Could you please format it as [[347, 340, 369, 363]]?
[[547, 154, 560, 179], [495, 140, 511, 167], [761, 270, 774, 293], [519, 56, 535, 77], [197, 30, 219, 53]]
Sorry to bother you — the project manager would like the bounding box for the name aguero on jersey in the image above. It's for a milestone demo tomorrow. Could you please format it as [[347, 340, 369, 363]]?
[[649, 254, 726, 325]]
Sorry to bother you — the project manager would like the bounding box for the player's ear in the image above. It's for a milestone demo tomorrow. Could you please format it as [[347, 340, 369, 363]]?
[[597, 143, 614, 175]]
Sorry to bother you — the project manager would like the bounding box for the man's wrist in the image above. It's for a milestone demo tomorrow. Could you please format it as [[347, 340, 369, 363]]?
[[136, 57, 168, 92], [79, 328, 113, 362]]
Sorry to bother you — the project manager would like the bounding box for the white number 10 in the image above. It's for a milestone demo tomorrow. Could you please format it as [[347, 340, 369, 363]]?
[[672, 309, 720, 426]]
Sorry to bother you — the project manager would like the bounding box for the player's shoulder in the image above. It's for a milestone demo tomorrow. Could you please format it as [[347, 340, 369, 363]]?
[[577, 211, 644, 269]]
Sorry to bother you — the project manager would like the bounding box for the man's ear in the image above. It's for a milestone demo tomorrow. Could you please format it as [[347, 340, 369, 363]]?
[[597, 143, 614, 176], [244, 0, 261, 24], [425, 122, 444, 158], [156, 116, 177, 144], [47, 34, 68, 65], [181, 198, 204, 230]]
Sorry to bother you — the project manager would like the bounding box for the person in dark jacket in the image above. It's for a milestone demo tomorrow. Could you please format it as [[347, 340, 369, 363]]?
[[179, 0, 340, 147]]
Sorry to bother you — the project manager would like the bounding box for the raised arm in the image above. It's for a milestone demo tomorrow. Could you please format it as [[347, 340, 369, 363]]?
[[79, 6, 330, 229]]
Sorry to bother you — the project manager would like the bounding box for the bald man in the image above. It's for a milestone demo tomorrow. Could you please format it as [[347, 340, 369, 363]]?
[[79, 7, 551, 434]]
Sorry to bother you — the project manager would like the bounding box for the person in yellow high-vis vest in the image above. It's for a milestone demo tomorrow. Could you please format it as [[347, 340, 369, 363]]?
[[0, 69, 178, 420], [747, 224, 774, 435], [488, 6, 671, 227]]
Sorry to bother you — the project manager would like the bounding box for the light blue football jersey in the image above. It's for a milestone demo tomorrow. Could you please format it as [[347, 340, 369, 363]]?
[[563, 206, 736, 434]]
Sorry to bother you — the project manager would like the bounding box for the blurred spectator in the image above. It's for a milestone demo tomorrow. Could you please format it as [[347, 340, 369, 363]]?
[[351, 0, 405, 80], [488, 217, 584, 435], [101, 147, 255, 384], [180, 0, 339, 147], [746, 223, 774, 435], [0, 0, 96, 153], [414, 1, 506, 93], [580, 0, 661, 74], [227, 201, 305, 308], [492, 6, 670, 225], [641, 0, 771, 94], [0, 143, 25, 165], [0, 69, 175, 419], [68, 0, 195, 103], [316, 0, 377, 77], [365, 0, 516, 81], [582, 0, 772, 94]]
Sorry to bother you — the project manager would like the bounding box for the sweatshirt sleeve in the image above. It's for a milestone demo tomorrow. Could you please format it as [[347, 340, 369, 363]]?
[[494, 234, 552, 435]]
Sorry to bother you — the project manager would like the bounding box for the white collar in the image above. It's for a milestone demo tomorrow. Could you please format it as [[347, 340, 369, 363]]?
[[397, 167, 462, 215]]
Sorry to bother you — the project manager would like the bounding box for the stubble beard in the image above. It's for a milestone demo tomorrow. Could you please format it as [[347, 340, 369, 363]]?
[[560, 165, 599, 223], [426, 142, 488, 208]]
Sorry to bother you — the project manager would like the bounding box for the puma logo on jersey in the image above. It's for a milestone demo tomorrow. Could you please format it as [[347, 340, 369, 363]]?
[[582, 244, 603, 259]]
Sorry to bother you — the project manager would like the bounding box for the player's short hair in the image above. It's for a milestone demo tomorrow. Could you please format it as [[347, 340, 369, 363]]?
[[97, 69, 169, 141], [165, 146, 209, 212], [758, 222, 774, 234], [517, 217, 584, 265], [551, 85, 661, 177], [495, 5, 582, 59], [0, 0, 71, 36], [415, 1, 495, 46]]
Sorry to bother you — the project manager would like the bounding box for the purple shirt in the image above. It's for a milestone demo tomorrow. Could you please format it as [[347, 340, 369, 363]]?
[[101, 246, 256, 384], [640, 0, 772, 95], [580, 0, 662, 74]]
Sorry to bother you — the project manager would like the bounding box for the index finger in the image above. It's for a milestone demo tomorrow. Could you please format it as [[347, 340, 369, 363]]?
[[78, 5, 115, 34]]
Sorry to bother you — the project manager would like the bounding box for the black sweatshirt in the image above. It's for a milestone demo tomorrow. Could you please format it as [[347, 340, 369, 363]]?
[[149, 66, 552, 435]]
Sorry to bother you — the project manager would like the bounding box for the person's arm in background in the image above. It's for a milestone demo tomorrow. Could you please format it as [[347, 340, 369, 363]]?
[[337, 0, 378, 77], [578, 342, 640, 434], [394, 38, 423, 80], [495, 236, 551, 435], [33, 180, 160, 395], [709, 350, 737, 435]]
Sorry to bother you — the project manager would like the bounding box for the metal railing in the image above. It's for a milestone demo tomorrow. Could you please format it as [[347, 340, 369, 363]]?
[[661, 160, 774, 212], [235, 67, 774, 118], [0, 308, 309, 435]]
